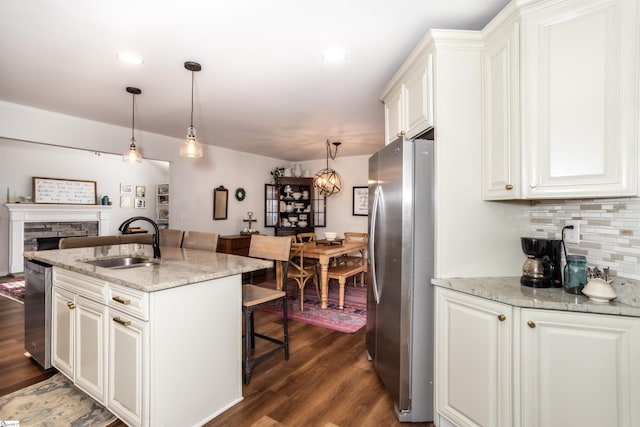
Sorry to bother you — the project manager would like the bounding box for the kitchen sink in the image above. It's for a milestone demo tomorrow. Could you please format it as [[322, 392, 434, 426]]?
[[83, 256, 157, 269]]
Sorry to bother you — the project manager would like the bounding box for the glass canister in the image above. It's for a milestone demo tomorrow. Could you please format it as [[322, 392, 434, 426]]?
[[563, 255, 588, 294]]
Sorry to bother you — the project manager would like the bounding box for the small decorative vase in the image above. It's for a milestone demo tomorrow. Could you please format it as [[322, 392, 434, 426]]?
[[294, 163, 302, 177]]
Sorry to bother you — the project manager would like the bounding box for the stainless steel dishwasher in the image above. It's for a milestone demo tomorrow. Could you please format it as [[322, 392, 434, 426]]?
[[24, 258, 53, 369]]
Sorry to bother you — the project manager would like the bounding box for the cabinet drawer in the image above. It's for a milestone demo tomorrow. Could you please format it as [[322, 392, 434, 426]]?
[[107, 283, 149, 321], [53, 267, 107, 304]]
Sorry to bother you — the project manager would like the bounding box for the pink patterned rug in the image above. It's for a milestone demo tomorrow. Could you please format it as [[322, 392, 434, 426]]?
[[0, 280, 25, 304], [255, 278, 367, 333]]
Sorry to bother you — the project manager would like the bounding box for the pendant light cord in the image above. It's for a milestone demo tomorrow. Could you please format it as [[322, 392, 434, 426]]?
[[190, 70, 194, 128], [131, 92, 135, 140]]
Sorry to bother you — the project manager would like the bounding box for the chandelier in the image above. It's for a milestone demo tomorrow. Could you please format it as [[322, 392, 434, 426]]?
[[313, 139, 342, 197]]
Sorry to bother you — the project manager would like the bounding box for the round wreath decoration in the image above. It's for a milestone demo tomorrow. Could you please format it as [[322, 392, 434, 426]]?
[[234, 187, 246, 201]]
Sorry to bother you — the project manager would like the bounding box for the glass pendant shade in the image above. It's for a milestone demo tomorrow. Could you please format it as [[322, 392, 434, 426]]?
[[181, 61, 203, 158], [313, 168, 342, 196], [124, 138, 142, 163], [180, 126, 203, 158], [123, 86, 143, 163]]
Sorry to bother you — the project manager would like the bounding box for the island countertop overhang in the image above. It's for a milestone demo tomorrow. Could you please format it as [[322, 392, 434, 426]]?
[[24, 244, 272, 292]]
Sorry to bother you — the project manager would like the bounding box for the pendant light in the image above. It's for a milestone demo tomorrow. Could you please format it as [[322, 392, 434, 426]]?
[[313, 139, 342, 197], [180, 61, 203, 158], [123, 87, 143, 163]]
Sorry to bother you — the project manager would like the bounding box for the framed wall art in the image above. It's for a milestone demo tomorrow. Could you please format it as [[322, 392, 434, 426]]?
[[33, 177, 97, 205], [352, 186, 368, 216], [120, 195, 131, 208]]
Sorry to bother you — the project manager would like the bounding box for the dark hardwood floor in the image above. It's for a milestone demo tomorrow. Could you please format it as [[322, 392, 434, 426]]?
[[0, 276, 434, 427]]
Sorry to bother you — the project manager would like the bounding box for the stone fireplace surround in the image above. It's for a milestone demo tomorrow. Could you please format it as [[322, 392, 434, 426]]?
[[5, 203, 111, 274]]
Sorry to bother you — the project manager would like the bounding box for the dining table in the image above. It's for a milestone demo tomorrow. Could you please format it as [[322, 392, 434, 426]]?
[[302, 239, 368, 309]]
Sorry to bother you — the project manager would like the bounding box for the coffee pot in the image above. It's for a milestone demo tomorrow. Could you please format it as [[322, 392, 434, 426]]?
[[520, 237, 562, 288]]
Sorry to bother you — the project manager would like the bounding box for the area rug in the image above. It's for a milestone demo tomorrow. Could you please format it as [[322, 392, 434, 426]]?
[[255, 278, 367, 333], [0, 280, 25, 304], [0, 373, 116, 427]]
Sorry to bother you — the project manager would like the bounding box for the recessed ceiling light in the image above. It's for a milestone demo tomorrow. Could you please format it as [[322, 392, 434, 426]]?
[[322, 47, 347, 63], [117, 52, 144, 65]]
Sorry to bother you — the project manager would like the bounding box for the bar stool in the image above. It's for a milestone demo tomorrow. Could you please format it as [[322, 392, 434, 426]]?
[[242, 235, 292, 384]]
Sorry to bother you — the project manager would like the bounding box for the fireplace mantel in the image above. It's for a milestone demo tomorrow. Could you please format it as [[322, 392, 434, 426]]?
[[5, 203, 111, 274]]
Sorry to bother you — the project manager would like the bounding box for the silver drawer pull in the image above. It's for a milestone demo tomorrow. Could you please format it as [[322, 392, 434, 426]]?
[[112, 296, 131, 305], [113, 317, 131, 327]]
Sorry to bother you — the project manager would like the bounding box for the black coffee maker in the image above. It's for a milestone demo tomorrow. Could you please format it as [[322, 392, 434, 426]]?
[[520, 237, 562, 288]]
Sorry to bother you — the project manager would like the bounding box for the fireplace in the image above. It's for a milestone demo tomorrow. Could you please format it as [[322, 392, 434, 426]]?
[[5, 203, 111, 274]]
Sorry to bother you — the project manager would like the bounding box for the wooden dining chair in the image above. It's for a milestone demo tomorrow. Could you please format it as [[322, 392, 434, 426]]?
[[337, 232, 368, 286], [296, 232, 316, 243], [287, 242, 319, 311], [242, 235, 292, 384], [182, 231, 219, 252], [159, 228, 184, 248]]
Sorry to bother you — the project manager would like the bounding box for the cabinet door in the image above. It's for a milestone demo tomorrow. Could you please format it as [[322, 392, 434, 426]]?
[[51, 286, 74, 378], [75, 295, 108, 404], [404, 53, 434, 139], [521, 0, 638, 198], [384, 84, 404, 145], [108, 309, 148, 427], [435, 288, 513, 427], [521, 309, 640, 427], [483, 21, 521, 200]]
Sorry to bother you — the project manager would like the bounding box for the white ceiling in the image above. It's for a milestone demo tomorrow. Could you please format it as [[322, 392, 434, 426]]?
[[0, 0, 508, 161]]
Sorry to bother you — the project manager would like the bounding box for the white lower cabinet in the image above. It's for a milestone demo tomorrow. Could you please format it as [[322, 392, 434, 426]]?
[[52, 267, 242, 427], [520, 309, 640, 427], [108, 307, 148, 427], [435, 287, 512, 427], [435, 287, 640, 427], [51, 284, 107, 403], [51, 286, 75, 379]]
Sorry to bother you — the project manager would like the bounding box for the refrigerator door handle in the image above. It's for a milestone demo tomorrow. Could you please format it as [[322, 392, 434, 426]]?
[[370, 185, 381, 303]]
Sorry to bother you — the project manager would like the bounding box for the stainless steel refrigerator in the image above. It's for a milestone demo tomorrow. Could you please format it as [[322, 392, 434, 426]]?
[[367, 135, 434, 422]]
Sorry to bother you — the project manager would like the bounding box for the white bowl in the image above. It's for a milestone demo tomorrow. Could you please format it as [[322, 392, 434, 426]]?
[[324, 232, 337, 241], [298, 221, 308, 228], [292, 192, 302, 200], [582, 278, 617, 303]]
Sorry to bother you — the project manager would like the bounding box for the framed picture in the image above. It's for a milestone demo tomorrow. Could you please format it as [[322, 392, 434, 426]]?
[[134, 197, 146, 209], [120, 183, 133, 194], [136, 185, 146, 198], [33, 177, 96, 205], [352, 186, 368, 216], [120, 195, 131, 208]]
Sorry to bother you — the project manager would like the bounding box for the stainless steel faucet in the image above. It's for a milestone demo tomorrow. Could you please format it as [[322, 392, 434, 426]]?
[[118, 216, 161, 258]]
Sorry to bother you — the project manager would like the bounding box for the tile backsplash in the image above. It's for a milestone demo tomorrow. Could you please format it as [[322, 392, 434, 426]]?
[[529, 197, 640, 281]]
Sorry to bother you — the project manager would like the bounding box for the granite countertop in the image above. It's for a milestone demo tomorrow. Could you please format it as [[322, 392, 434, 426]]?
[[432, 276, 640, 318], [24, 244, 272, 293]]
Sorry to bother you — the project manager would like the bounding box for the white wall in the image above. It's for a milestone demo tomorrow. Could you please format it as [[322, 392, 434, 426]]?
[[0, 138, 170, 275], [0, 101, 371, 274]]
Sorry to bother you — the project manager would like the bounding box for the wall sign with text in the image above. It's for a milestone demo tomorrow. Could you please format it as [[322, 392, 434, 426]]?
[[33, 177, 97, 205], [352, 186, 368, 216]]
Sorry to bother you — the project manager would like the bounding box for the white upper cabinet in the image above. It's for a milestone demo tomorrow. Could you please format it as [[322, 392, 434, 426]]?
[[381, 36, 434, 145], [483, 0, 639, 199], [483, 10, 521, 199], [404, 53, 434, 139], [383, 83, 404, 145]]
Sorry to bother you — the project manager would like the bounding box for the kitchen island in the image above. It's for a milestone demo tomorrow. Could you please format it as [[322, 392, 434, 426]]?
[[432, 277, 640, 427], [24, 244, 272, 427]]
